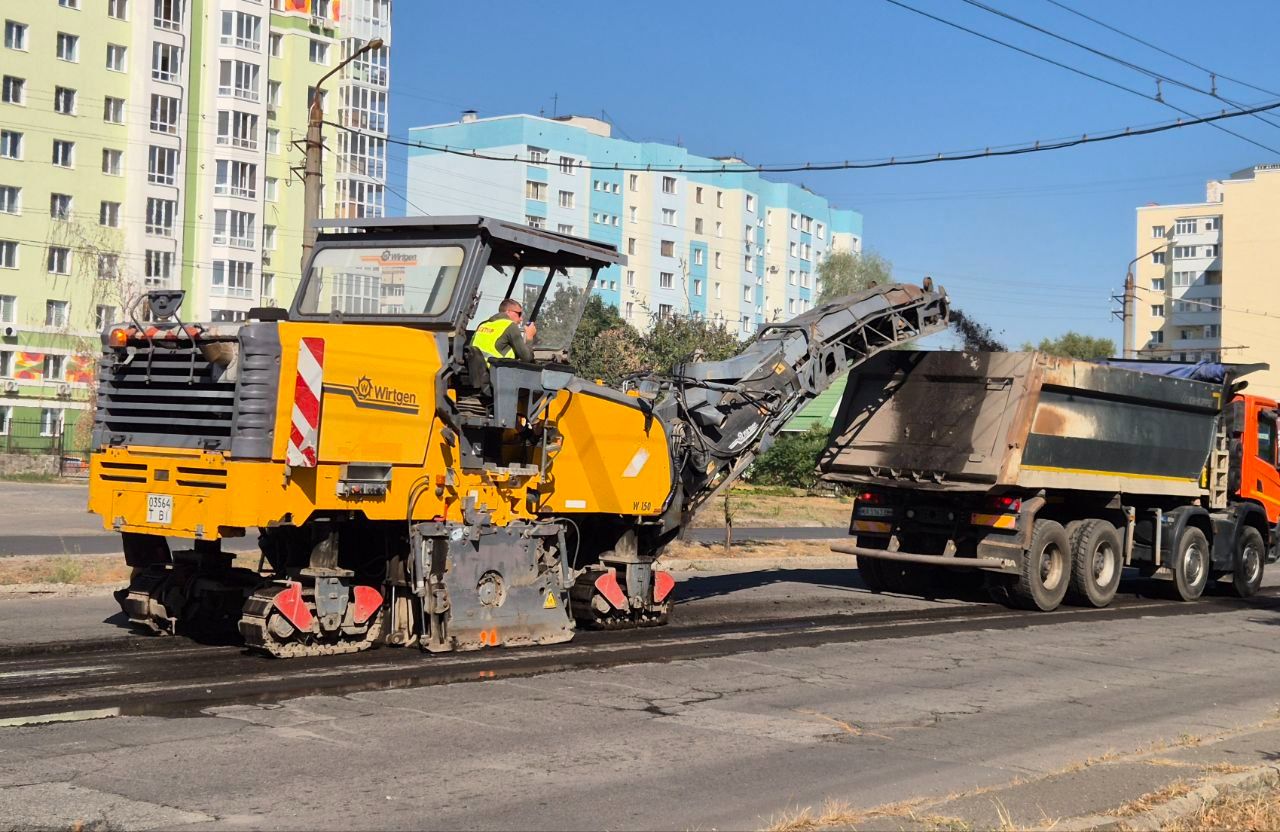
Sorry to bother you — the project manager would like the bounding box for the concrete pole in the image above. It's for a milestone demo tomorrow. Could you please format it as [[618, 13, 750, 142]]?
[[1122, 269, 1136, 359], [301, 100, 324, 276]]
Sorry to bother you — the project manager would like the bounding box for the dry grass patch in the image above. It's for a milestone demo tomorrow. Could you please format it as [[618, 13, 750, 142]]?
[[663, 538, 844, 561], [1108, 781, 1196, 817], [1164, 773, 1280, 831], [0, 551, 262, 590], [694, 487, 849, 529], [763, 798, 928, 832]]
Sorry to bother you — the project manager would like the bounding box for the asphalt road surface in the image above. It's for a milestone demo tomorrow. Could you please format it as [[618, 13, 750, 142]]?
[[2, 569, 1280, 829], [0, 480, 844, 555]]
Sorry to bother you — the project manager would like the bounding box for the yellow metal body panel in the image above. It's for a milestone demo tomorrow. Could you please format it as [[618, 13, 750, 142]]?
[[539, 388, 674, 516]]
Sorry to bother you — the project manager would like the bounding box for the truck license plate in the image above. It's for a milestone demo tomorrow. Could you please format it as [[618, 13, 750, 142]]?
[[146, 494, 172, 525]]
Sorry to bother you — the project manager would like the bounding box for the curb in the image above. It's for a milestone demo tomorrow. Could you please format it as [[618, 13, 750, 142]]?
[[1054, 763, 1280, 831], [659, 554, 856, 572]]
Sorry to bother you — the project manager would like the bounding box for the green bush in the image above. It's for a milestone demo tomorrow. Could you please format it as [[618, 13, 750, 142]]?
[[748, 425, 831, 489]]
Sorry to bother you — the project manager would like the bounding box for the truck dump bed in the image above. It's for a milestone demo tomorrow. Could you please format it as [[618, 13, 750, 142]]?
[[819, 351, 1221, 498]]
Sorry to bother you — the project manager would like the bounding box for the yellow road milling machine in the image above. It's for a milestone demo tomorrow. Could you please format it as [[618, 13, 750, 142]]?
[[89, 217, 949, 657]]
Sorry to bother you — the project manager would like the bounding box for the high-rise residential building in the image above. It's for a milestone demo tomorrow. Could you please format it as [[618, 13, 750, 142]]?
[[405, 113, 862, 336], [0, 0, 391, 445], [1131, 164, 1280, 398]]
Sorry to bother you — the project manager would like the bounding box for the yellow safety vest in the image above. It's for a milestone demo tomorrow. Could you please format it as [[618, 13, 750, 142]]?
[[471, 317, 516, 365]]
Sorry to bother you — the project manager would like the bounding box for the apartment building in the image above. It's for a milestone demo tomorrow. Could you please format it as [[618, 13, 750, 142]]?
[[0, 0, 391, 444], [1131, 164, 1280, 397], [405, 113, 862, 336]]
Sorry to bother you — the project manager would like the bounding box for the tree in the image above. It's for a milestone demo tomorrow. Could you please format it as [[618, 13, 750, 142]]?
[[565, 294, 645, 385], [748, 425, 831, 488], [1023, 331, 1116, 360], [640, 313, 741, 373], [817, 250, 894, 302]]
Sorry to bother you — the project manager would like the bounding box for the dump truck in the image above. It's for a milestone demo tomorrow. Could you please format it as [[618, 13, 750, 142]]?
[[821, 351, 1280, 610], [89, 216, 950, 656]]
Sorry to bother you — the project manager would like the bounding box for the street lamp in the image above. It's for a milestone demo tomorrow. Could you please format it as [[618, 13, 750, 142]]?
[[1121, 243, 1168, 359], [301, 37, 385, 272]]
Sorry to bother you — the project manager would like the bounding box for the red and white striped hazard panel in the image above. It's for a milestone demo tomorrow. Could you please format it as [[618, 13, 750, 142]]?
[[287, 337, 325, 468]]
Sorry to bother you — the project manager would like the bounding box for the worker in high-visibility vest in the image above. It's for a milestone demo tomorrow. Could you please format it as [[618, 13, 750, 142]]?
[[471, 298, 537, 364]]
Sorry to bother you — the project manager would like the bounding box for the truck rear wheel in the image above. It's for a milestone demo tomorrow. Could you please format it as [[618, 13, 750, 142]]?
[[1171, 526, 1210, 601], [1007, 519, 1070, 611], [1067, 520, 1122, 608], [857, 555, 886, 593], [1231, 526, 1265, 598]]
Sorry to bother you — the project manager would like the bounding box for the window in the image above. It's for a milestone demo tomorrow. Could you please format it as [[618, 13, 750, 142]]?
[[662, 176, 676, 195], [265, 177, 279, 202], [59, 0, 80, 7], [694, 217, 704, 234], [624, 302, 633, 319], [269, 32, 282, 57], [154, 0, 182, 29], [309, 39, 329, 64], [817, 223, 825, 240], [1204, 217, 1219, 231], [1206, 324, 1220, 338], [4, 21, 26, 51], [1151, 304, 1165, 318], [219, 60, 260, 101], [1151, 277, 1165, 291], [527, 146, 547, 166], [1172, 271, 1195, 287], [659, 240, 675, 257], [150, 94, 179, 133], [714, 252, 721, 269], [626, 270, 635, 287], [0, 186, 17, 214], [744, 255, 753, 273], [525, 180, 547, 201], [216, 110, 259, 149], [145, 250, 172, 286], [525, 215, 545, 230], [50, 193, 71, 221], [1259, 417, 1277, 466], [152, 42, 181, 81], [714, 282, 721, 299], [213, 209, 256, 248], [0, 242, 14, 269], [789, 241, 797, 258], [146, 197, 175, 236], [214, 159, 257, 198], [745, 194, 755, 212], [743, 285, 753, 301], [99, 201, 120, 227], [1152, 251, 1165, 265], [267, 81, 281, 107], [693, 279, 703, 296], [1204, 244, 1218, 257], [211, 310, 247, 323], [1150, 330, 1164, 344], [47, 247, 70, 274], [716, 191, 724, 208], [627, 238, 636, 256], [661, 208, 676, 226], [800, 272, 811, 288], [558, 156, 575, 175], [1175, 218, 1197, 234], [558, 190, 574, 208], [630, 174, 639, 192], [262, 225, 276, 250], [659, 272, 674, 289], [96, 305, 116, 330], [97, 254, 118, 280], [556, 224, 573, 236], [220, 11, 262, 50], [54, 87, 76, 114], [266, 129, 279, 154], [148, 146, 177, 185], [658, 304, 673, 319], [0, 130, 20, 159], [693, 248, 704, 266], [260, 272, 275, 301], [40, 409, 62, 438], [2, 76, 24, 104], [212, 260, 254, 298], [715, 221, 723, 238], [106, 43, 127, 71], [1173, 246, 1196, 259], [102, 148, 122, 176], [108, 0, 127, 19], [103, 97, 125, 124], [0, 352, 9, 378], [56, 32, 78, 62], [1151, 225, 1165, 238]]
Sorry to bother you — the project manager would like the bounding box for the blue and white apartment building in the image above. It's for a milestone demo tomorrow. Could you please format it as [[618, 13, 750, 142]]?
[[405, 112, 863, 335]]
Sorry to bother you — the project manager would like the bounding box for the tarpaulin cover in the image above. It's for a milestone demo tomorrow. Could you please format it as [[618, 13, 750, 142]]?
[[1098, 360, 1228, 383]]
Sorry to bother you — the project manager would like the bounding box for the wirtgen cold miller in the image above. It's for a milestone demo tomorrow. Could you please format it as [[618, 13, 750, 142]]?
[[89, 217, 948, 656]]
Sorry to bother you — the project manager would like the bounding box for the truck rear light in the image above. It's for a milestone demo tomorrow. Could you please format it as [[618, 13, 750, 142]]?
[[108, 327, 130, 348], [857, 490, 884, 505], [988, 495, 1022, 513]]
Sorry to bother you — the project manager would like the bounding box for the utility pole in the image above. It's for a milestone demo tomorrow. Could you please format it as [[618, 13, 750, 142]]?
[[301, 37, 384, 275], [1116, 243, 1167, 359]]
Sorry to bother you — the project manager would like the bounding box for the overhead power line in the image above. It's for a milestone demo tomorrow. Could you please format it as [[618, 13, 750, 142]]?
[[881, 0, 1280, 155], [325, 101, 1280, 177]]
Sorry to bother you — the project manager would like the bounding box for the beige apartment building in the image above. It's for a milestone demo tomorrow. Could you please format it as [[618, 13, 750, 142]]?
[[1131, 164, 1280, 398]]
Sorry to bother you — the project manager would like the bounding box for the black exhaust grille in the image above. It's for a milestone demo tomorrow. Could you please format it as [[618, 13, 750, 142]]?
[[95, 347, 237, 451]]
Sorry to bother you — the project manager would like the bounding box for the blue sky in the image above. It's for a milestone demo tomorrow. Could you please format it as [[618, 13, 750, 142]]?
[[385, 0, 1280, 349]]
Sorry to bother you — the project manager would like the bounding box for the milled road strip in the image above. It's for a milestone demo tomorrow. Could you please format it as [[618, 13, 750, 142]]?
[[1, 592, 1274, 726]]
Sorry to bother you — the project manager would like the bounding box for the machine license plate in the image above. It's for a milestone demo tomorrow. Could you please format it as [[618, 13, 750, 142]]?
[[146, 494, 172, 525], [858, 507, 894, 517]]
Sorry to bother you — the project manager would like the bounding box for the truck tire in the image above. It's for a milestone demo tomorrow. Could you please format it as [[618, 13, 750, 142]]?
[[1008, 519, 1071, 611], [857, 556, 886, 593], [1067, 519, 1123, 608], [1171, 525, 1210, 601], [1231, 526, 1265, 598]]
